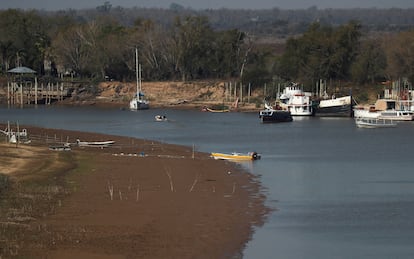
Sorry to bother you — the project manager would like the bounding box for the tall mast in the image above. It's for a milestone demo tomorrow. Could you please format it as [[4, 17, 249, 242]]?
[[139, 64, 142, 96], [135, 48, 139, 98]]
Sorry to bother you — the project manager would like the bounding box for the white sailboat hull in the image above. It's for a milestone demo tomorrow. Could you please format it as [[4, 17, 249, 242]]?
[[130, 98, 149, 110]]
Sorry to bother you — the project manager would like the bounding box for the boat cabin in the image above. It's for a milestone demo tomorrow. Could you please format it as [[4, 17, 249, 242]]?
[[374, 99, 412, 111], [374, 99, 396, 111]]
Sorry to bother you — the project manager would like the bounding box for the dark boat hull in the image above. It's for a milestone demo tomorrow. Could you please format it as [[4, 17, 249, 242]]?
[[314, 104, 353, 117], [314, 96, 354, 117], [259, 110, 293, 123]]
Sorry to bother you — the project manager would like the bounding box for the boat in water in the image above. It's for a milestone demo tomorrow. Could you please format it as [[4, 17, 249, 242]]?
[[129, 49, 149, 110], [378, 110, 413, 121], [279, 82, 314, 116], [130, 93, 149, 110], [203, 107, 230, 113], [353, 99, 414, 121], [155, 115, 168, 121], [314, 95, 354, 117], [353, 105, 380, 118], [259, 103, 293, 123], [355, 117, 397, 128], [211, 151, 261, 161]]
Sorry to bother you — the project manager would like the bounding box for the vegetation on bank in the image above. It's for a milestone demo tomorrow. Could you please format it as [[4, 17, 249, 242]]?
[[0, 173, 9, 193], [0, 7, 413, 98]]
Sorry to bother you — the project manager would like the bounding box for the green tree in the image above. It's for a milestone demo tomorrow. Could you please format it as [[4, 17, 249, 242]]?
[[351, 39, 387, 83], [276, 21, 362, 85], [51, 17, 128, 79], [51, 24, 92, 77], [384, 30, 414, 84], [330, 21, 362, 79], [202, 29, 246, 78], [127, 19, 173, 80], [172, 16, 215, 81], [91, 16, 128, 79], [241, 58, 271, 88], [0, 10, 50, 73]]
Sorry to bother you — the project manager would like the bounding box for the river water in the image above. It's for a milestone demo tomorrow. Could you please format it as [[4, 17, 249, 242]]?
[[2, 106, 414, 259]]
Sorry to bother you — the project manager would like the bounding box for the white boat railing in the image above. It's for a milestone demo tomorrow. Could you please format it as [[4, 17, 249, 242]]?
[[355, 117, 397, 128]]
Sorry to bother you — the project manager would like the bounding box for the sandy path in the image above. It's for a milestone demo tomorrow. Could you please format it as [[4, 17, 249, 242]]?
[[0, 143, 52, 175]]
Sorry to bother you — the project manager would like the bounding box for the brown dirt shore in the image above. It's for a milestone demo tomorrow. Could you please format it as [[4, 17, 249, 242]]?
[[0, 124, 269, 258]]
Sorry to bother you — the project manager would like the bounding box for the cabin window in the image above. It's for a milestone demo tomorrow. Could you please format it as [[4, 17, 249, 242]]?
[[387, 102, 396, 110]]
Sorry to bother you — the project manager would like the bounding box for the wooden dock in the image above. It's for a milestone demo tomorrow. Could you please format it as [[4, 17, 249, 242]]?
[[6, 81, 71, 106]]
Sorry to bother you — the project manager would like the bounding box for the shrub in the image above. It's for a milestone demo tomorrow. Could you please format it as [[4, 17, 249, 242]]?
[[0, 173, 10, 192]]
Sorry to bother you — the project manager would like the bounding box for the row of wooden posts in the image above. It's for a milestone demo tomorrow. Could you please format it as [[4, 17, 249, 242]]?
[[224, 82, 250, 103], [223, 81, 285, 103], [6, 79, 68, 106]]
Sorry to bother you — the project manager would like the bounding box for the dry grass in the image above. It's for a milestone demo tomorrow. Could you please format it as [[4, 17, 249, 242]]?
[[0, 142, 77, 257], [0, 143, 50, 175]]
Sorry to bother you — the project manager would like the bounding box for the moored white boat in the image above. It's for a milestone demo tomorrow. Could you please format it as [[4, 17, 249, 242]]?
[[130, 93, 149, 110], [353, 105, 380, 118], [211, 152, 261, 161], [378, 110, 413, 121], [354, 99, 414, 121], [129, 49, 149, 110], [355, 117, 397, 128], [315, 95, 354, 117], [279, 83, 314, 116]]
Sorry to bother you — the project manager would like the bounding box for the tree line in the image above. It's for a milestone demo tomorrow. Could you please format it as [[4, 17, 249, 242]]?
[[0, 8, 413, 90], [33, 4, 414, 37], [273, 22, 414, 88], [0, 9, 249, 83]]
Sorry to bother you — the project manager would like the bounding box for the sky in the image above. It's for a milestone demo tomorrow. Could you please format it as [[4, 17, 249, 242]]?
[[0, 0, 413, 10]]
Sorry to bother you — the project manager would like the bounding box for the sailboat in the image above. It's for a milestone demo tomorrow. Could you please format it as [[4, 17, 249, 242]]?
[[129, 49, 149, 110]]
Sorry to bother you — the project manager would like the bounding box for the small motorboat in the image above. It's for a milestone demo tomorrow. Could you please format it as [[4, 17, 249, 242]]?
[[355, 117, 397, 128], [211, 151, 261, 161], [205, 107, 230, 113], [155, 115, 168, 121], [202, 106, 230, 113]]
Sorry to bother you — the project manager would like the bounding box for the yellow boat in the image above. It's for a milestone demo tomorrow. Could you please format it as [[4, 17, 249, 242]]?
[[207, 108, 229, 113], [211, 152, 261, 161]]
